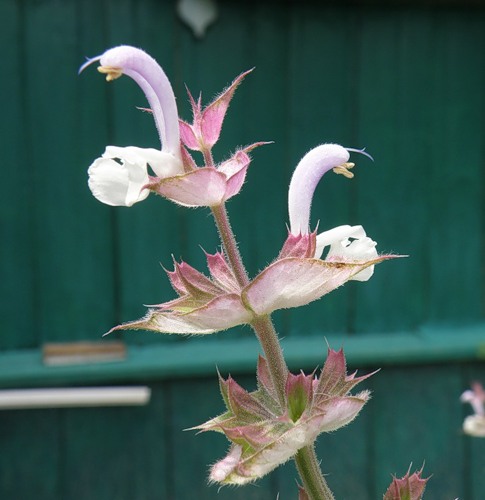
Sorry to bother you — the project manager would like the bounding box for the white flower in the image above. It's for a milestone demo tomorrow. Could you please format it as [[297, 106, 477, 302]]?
[[463, 414, 485, 437], [288, 144, 378, 282], [87, 146, 181, 207], [82, 46, 184, 207], [316, 225, 378, 281]]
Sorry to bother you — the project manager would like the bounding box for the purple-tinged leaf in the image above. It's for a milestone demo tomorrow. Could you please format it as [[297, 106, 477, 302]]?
[[152, 167, 228, 207], [179, 120, 200, 151], [226, 377, 274, 421], [243, 256, 392, 316], [205, 251, 240, 293], [383, 466, 429, 500], [278, 231, 317, 259], [200, 69, 253, 147], [175, 260, 223, 297]]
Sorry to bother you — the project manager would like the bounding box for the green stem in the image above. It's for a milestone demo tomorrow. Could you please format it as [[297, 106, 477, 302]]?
[[208, 186, 333, 499], [295, 446, 335, 500], [249, 315, 288, 407], [210, 204, 250, 288], [210, 203, 288, 404]]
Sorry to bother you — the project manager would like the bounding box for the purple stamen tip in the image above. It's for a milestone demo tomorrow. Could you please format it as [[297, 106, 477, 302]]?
[[345, 147, 374, 162]]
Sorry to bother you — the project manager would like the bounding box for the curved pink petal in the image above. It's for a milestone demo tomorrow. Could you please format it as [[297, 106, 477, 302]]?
[[288, 144, 350, 235], [97, 46, 180, 159], [243, 257, 387, 316], [154, 168, 228, 207]]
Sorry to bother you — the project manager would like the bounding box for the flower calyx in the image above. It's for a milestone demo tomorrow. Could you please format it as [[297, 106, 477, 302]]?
[[383, 465, 429, 500], [179, 69, 253, 153], [194, 348, 373, 485], [107, 250, 254, 335], [146, 142, 267, 207]]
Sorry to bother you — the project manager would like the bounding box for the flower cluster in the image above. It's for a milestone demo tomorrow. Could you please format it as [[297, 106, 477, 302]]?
[[194, 348, 372, 485]]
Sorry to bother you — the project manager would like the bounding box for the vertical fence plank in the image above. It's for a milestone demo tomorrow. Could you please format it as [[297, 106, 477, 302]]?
[[352, 8, 417, 334], [63, 384, 169, 499], [355, 8, 435, 333], [0, 0, 36, 348], [228, 3, 290, 280], [0, 410, 61, 499], [173, 1, 260, 345], [23, 0, 116, 342], [76, 0, 118, 337], [427, 11, 484, 325], [227, 3, 291, 341]]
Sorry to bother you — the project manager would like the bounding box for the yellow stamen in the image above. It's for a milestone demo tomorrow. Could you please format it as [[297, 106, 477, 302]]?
[[333, 162, 355, 178], [97, 66, 123, 82]]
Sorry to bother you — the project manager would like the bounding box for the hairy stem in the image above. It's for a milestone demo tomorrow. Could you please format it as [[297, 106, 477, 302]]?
[[211, 204, 250, 288], [295, 446, 335, 500], [209, 187, 333, 499], [250, 315, 288, 407]]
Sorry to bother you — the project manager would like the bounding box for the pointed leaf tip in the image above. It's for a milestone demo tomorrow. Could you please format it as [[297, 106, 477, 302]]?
[[201, 69, 253, 148], [383, 466, 429, 500]]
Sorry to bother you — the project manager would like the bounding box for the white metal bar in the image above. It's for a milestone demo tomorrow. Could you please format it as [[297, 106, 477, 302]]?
[[0, 387, 151, 410]]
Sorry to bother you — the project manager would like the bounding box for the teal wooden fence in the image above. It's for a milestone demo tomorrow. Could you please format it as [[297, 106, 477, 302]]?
[[1, 0, 485, 498]]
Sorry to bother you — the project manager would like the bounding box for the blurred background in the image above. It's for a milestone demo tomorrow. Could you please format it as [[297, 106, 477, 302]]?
[[1, 0, 484, 498]]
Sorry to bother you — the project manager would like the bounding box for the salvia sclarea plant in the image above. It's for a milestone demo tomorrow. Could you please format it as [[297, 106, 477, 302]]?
[[81, 46, 427, 499]]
